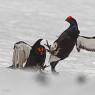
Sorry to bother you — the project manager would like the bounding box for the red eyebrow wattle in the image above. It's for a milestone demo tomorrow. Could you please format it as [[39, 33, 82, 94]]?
[[66, 16, 73, 20], [37, 48, 41, 52], [41, 47, 44, 52]]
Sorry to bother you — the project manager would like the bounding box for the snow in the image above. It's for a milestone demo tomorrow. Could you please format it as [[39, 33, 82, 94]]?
[[0, 0, 95, 95]]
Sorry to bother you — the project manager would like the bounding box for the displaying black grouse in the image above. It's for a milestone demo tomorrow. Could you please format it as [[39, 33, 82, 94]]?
[[25, 39, 46, 70], [46, 16, 80, 72]]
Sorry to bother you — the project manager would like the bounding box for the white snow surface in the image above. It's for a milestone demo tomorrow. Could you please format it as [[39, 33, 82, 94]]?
[[0, 0, 95, 95]]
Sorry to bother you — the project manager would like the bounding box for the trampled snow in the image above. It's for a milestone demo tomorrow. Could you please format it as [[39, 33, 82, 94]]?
[[0, 0, 95, 95]]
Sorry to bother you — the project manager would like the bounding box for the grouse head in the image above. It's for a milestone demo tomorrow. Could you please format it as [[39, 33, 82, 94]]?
[[32, 39, 46, 55], [65, 16, 77, 26]]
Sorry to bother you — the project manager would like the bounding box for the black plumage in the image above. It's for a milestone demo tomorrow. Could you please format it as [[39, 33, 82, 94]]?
[[25, 39, 46, 69], [49, 16, 80, 72]]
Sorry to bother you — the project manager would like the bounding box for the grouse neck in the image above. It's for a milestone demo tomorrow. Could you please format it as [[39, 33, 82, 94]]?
[[69, 21, 78, 30]]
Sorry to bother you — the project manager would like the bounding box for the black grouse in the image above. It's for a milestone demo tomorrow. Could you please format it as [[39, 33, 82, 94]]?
[[25, 39, 46, 69], [47, 16, 80, 72]]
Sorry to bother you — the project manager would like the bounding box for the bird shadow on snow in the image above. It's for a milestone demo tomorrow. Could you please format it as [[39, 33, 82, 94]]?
[[35, 71, 50, 85], [22, 67, 60, 86]]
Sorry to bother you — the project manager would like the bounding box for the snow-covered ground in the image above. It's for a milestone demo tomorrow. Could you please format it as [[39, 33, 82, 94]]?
[[0, 0, 95, 95]]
